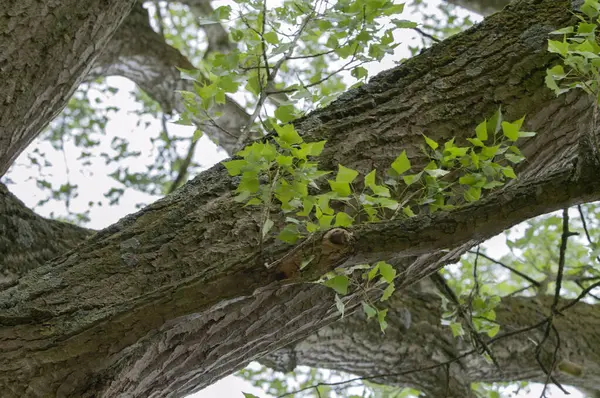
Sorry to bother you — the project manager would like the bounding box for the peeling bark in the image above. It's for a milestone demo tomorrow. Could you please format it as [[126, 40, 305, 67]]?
[[1, 0, 599, 397]]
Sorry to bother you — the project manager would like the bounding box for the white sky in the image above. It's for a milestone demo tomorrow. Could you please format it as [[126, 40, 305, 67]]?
[[3, 1, 585, 397]]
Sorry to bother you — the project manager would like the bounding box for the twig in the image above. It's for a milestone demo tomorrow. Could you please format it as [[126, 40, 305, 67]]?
[[411, 27, 440, 43], [167, 137, 198, 194], [559, 280, 600, 311], [468, 250, 541, 287], [236, 6, 316, 149]]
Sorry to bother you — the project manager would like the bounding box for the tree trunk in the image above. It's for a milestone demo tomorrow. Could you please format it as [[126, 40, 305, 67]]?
[[1, 0, 599, 397]]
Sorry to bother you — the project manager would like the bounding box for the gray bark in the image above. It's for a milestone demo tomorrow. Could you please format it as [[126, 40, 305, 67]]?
[[1, 0, 600, 397], [0, 0, 137, 177], [262, 293, 600, 397]]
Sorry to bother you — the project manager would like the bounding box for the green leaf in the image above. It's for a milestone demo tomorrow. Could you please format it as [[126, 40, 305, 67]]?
[[362, 302, 377, 318], [329, 180, 352, 196], [243, 393, 260, 398], [263, 31, 279, 44], [377, 308, 388, 332], [475, 120, 488, 141], [274, 124, 303, 145], [222, 159, 247, 176], [383, 3, 405, 15], [351, 66, 368, 80], [245, 75, 261, 96], [402, 172, 422, 185], [380, 282, 395, 301], [450, 322, 465, 337], [318, 214, 334, 229], [245, 197, 262, 206], [213, 5, 231, 20], [467, 137, 484, 147], [483, 180, 505, 189], [391, 150, 411, 175], [364, 170, 376, 187], [464, 186, 481, 202], [274, 105, 296, 122], [423, 134, 439, 150], [502, 166, 517, 179], [505, 153, 525, 164], [306, 222, 318, 233], [324, 275, 349, 295], [403, 206, 415, 217], [262, 218, 274, 238], [217, 75, 240, 93], [336, 164, 359, 184], [276, 155, 293, 167], [518, 131, 536, 138], [548, 39, 569, 56], [334, 212, 354, 227], [335, 294, 345, 317], [370, 184, 391, 197], [377, 261, 396, 283], [424, 168, 450, 178], [278, 224, 301, 244], [193, 129, 203, 142], [501, 121, 520, 141], [487, 108, 503, 134], [392, 19, 418, 29], [481, 145, 500, 158], [368, 264, 380, 281], [550, 26, 574, 34], [487, 325, 500, 337], [239, 171, 260, 193]]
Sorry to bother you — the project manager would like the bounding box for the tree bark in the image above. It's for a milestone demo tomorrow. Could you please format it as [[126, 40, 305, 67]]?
[[0, 0, 136, 177], [1, 0, 599, 397], [261, 292, 600, 396]]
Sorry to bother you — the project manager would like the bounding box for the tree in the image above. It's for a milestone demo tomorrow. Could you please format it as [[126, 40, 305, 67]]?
[[1, 0, 600, 397]]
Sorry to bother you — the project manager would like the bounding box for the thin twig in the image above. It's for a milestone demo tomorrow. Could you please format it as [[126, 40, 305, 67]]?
[[559, 280, 600, 311], [468, 250, 541, 287], [411, 27, 440, 43], [236, 6, 316, 149], [167, 137, 198, 194]]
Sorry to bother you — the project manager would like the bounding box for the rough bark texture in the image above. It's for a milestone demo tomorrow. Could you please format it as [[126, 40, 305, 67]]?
[[1, 0, 600, 397], [262, 293, 600, 397], [0, 0, 136, 177]]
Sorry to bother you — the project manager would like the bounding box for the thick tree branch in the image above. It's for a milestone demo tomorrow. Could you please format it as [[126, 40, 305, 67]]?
[[0, 0, 137, 177], [0, 183, 94, 286], [262, 293, 600, 397]]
